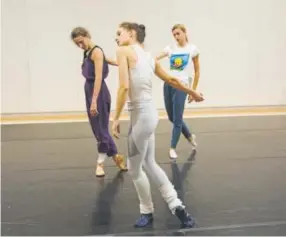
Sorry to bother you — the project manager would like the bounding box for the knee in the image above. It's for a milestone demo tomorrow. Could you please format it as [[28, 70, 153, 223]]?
[[164, 104, 173, 122], [173, 119, 183, 129], [128, 168, 142, 181], [127, 159, 142, 180], [143, 159, 159, 173]]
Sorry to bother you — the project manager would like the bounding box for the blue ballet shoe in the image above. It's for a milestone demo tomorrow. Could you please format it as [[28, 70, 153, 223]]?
[[174, 206, 196, 228], [134, 213, 154, 228]]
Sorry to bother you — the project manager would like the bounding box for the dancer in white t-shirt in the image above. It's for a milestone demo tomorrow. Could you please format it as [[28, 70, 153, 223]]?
[[156, 24, 201, 159]]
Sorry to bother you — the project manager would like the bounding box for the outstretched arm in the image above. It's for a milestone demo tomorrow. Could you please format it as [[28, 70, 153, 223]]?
[[156, 51, 168, 61], [106, 57, 118, 66], [154, 61, 203, 101], [113, 47, 129, 121]]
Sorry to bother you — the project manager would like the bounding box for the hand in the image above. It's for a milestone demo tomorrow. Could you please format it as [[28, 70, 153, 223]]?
[[90, 100, 98, 116], [112, 119, 120, 139], [188, 95, 194, 103], [190, 91, 204, 102]]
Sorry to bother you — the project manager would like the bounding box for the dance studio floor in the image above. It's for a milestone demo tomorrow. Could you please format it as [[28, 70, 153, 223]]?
[[2, 114, 286, 236]]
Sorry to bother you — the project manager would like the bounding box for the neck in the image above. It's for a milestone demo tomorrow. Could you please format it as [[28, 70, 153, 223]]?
[[178, 41, 187, 47], [87, 42, 95, 51], [129, 39, 138, 45]]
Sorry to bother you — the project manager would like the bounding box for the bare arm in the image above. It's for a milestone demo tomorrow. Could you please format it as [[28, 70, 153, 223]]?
[[156, 51, 168, 61], [192, 55, 200, 90], [113, 47, 129, 121], [154, 61, 203, 100], [91, 48, 104, 104], [106, 57, 118, 66]]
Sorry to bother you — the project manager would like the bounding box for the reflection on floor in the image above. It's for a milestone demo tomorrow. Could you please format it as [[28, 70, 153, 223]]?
[[2, 115, 286, 236]]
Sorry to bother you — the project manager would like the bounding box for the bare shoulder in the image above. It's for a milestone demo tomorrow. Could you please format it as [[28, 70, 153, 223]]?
[[91, 47, 103, 60], [116, 46, 134, 56], [116, 46, 128, 54]]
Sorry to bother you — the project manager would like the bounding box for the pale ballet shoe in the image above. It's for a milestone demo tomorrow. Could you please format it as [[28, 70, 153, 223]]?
[[113, 154, 128, 171], [95, 163, 105, 177]]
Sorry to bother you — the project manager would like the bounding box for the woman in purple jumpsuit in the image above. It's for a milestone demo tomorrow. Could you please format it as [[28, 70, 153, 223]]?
[[71, 27, 127, 177]]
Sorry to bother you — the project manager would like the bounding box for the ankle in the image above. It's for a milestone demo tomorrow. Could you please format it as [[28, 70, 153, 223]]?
[[169, 148, 178, 159], [134, 213, 154, 228], [113, 153, 123, 159], [97, 153, 107, 164], [141, 213, 153, 216], [95, 163, 105, 177]]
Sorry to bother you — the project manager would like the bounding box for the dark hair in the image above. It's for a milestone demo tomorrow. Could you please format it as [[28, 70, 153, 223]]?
[[70, 27, 91, 39], [119, 22, 146, 44]]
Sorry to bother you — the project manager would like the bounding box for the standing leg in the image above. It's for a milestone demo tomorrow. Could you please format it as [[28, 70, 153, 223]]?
[[85, 82, 100, 142], [168, 88, 187, 159], [170, 89, 187, 149], [163, 83, 173, 123], [164, 84, 179, 159], [127, 121, 154, 228], [127, 104, 161, 228], [84, 82, 107, 177]]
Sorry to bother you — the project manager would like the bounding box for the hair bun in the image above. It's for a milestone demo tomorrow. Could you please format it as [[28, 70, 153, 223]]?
[[139, 24, 146, 31]]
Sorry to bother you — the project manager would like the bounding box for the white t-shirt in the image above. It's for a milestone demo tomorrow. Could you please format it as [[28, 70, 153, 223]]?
[[163, 43, 200, 85]]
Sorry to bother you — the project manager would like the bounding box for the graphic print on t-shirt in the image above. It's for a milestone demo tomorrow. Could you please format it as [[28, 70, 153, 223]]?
[[170, 53, 190, 71]]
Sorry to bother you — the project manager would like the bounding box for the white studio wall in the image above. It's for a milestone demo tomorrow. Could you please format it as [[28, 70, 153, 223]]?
[[2, 0, 286, 114]]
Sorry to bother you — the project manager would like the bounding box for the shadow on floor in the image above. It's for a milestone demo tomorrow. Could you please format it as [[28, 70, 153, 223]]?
[[166, 150, 197, 230], [89, 171, 125, 235]]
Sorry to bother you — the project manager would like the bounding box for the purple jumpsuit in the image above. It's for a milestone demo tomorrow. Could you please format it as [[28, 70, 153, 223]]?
[[82, 45, 117, 157]]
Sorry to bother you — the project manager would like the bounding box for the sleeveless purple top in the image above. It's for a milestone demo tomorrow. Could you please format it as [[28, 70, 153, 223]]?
[[81, 45, 109, 82]]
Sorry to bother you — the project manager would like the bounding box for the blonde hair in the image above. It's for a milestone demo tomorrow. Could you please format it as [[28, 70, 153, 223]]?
[[172, 24, 188, 42]]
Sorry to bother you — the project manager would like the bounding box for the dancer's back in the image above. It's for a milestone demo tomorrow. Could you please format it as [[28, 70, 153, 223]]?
[[128, 44, 154, 104]]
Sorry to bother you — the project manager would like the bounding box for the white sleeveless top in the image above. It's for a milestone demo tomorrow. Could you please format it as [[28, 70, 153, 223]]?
[[128, 44, 155, 104]]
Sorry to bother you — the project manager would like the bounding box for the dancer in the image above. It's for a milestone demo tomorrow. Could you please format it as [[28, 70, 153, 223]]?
[[112, 22, 204, 228], [70, 26, 127, 177], [156, 24, 201, 159]]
